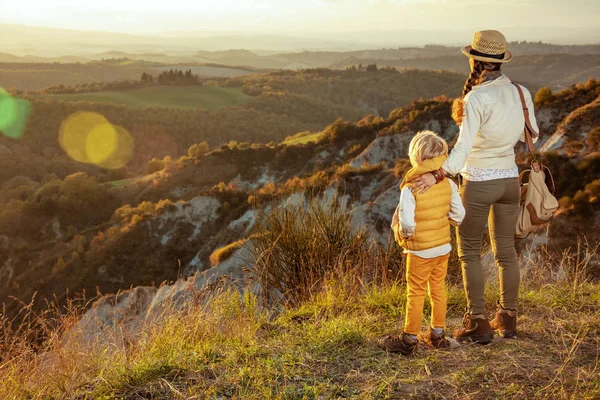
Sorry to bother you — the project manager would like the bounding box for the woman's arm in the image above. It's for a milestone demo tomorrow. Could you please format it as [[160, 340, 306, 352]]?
[[410, 95, 483, 194], [443, 96, 483, 176]]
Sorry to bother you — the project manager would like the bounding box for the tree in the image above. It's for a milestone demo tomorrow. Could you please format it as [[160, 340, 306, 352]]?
[[147, 158, 165, 174], [140, 72, 154, 84], [188, 142, 210, 159]]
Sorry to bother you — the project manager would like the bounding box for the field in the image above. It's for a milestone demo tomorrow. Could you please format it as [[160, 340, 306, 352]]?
[[151, 65, 256, 77], [39, 85, 251, 109]]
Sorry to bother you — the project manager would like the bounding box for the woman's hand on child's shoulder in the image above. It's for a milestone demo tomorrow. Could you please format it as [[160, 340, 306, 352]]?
[[409, 173, 437, 194]]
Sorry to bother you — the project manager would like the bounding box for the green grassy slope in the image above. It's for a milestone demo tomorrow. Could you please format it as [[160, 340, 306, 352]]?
[[41, 85, 251, 109]]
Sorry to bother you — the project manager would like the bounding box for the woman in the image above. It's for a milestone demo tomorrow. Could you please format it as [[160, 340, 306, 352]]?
[[410, 30, 538, 344]]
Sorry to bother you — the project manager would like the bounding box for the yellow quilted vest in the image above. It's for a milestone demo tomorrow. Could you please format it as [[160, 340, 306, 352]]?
[[398, 155, 452, 251]]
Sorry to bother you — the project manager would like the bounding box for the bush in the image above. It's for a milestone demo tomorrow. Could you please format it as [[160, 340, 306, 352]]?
[[147, 158, 165, 174], [187, 142, 210, 159], [250, 194, 373, 306], [535, 86, 554, 106], [586, 127, 600, 152], [563, 140, 585, 156]]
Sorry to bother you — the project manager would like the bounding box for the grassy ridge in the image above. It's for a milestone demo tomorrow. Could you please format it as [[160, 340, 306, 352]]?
[[41, 85, 251, 109]]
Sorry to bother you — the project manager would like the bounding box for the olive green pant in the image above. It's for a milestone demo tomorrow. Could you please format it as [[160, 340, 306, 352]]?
[[458, 177, 520, 314]]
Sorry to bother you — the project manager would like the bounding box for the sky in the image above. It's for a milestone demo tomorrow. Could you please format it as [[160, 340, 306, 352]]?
[[2, 0, 599, 35]]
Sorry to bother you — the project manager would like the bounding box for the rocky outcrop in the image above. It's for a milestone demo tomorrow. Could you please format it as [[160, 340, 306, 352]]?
[[541, 97, 600, 152], [349, 132, 412, 169]]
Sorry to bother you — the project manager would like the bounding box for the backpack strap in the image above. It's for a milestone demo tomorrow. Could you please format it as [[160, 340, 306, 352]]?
[[542, 165, 556, 194], [511, 82, 539, 154]]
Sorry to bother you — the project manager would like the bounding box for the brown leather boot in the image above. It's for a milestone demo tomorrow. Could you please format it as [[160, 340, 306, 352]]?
[[418, 327, 449, 349], [490, 302, 517, 338], [380, 332, 418, 355], [453, 312, 494, 345]]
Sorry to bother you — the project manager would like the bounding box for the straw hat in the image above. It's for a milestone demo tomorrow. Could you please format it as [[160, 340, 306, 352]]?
[[461, 30, 512, 63]]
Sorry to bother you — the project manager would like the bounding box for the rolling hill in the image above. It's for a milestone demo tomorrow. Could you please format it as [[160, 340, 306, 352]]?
[[40, 85, 251, 110]]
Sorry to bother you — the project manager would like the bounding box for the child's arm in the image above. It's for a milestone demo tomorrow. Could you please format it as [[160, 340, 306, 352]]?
[[393, 187, 416, 239], [448, 180, 466, 226]]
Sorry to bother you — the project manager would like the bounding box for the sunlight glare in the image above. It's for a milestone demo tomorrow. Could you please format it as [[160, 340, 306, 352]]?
[[0, 88, 31, 139], [96, 125, 135, 170], [59, 111, 134, 169]]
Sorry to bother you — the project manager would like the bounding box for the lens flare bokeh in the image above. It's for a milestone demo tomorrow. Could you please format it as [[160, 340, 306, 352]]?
[[59, 111, 134, 169], [0, 88, 31, 139], [97, 125, 135, 170]]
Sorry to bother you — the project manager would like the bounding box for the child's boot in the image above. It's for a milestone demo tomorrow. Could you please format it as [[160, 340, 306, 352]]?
[[380, 332, 418, 355], [418, 326, 449, 349]]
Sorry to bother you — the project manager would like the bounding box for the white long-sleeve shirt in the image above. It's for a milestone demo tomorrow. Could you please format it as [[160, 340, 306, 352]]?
[[391, 179, 465, 258], [443, 74, 539, 177]]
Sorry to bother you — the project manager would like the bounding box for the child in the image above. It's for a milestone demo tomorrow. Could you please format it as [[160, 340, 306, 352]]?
[[383, 131, 465, 355]]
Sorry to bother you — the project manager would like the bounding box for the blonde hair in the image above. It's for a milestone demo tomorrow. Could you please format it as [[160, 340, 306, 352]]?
[[408, 130, 448, 166]]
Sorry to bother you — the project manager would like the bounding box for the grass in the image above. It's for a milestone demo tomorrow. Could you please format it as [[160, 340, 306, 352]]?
[[1, 269, 598, 399], [41, 85, 251, 110], [209, 238, 249, 267]]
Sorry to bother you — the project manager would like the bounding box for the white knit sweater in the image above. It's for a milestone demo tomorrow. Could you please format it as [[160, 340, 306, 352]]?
[[443, 74, 539, 176]]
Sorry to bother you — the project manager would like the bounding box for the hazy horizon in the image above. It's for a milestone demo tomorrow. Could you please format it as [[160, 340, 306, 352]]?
[[3, 0, 600, 41]]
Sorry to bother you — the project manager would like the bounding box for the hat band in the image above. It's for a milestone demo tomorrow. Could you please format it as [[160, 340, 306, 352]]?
[[470, 48, 505, 60]]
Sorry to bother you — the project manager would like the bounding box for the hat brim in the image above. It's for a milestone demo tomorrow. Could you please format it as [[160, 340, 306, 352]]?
[[461, 45, 512, 63]]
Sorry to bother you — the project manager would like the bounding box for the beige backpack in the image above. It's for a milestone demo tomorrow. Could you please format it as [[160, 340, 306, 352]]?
[[512, 82, 559, 239]]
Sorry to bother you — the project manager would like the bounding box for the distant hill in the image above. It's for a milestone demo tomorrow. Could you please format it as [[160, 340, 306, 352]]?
[[2, 23, 600, 56], [0, 61, 257, 91], [40, 85, 251, 110], [328, 54, 600, 91]]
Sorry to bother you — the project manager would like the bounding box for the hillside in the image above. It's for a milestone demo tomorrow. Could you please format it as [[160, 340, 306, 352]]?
[[40, 85, 251, 110], [0, 68, 465, 188], [1, 79, 599, 322]]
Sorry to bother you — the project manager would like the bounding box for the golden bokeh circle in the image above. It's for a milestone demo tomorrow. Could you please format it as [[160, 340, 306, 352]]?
[[59, 111, 134, 169]]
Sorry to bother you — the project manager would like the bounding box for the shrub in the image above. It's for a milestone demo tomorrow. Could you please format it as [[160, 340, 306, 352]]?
[[147, 158, 165, 174], [563, 140, 585, 156], [535, 86, 554, 106], [187, 142, 210, 159], [250, 194, 373, 306], [586, 127, 600, 152]]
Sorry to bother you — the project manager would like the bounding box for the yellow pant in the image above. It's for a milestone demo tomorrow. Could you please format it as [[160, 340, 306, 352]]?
[[404, 253, 449, 335]]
